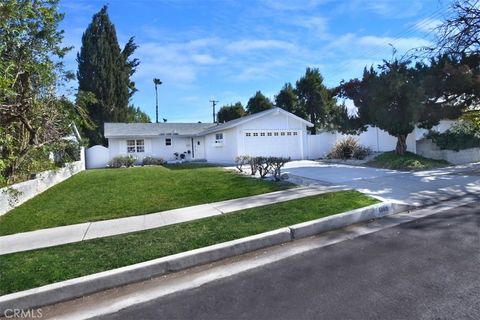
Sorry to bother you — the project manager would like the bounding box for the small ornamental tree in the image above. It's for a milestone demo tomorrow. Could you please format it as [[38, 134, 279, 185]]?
[[337, 59, 468, 155]]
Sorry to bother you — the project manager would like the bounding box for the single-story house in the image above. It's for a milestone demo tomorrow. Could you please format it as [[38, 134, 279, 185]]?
[[104, 107, 314, 164]]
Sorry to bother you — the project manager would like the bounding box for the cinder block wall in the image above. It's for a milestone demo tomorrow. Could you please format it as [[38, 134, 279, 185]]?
[[416, 139, 480, 165]]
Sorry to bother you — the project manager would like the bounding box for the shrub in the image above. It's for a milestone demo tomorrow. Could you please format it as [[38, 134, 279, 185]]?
[[142, 156, 165, 166], [246, 156, 257, 175], [328, 137, 371, 160], [269, 157, 290, 181], [254, 157, 271, 178], [234, 155, 249, 172], [108, 155, 136, 168], [427, 122, 480, 151]]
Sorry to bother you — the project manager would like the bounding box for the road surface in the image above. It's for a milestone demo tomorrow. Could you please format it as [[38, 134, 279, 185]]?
[[97, 202, 480, 320]]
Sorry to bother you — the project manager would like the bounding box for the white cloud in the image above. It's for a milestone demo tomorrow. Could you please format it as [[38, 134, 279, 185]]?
[[134, 38, 224, 83], [191, 54, 223, 65], [291, 16, 330, 39], [415, 18, 442, 33], [226, 39, 296, 53]]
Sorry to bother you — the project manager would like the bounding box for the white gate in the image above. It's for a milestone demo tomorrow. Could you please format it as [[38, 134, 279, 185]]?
[[86, 145, 109, 169]]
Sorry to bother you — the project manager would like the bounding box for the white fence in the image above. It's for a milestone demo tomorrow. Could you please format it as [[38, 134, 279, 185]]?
[[86, 145, 109, 169], [0, 147, 85, 216], [306, 127, 417, 159]]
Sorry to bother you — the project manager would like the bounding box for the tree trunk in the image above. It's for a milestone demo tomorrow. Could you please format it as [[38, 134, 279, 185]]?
[[395, 134, 407, 155], [310, 112, 316, 135]]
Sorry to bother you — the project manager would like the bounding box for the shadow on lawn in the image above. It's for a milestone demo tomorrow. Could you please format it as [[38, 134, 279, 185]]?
[[163, 163, 218, 170]]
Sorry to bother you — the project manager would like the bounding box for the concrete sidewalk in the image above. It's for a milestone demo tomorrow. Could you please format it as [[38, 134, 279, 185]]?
[[0, 186, 345, 255]]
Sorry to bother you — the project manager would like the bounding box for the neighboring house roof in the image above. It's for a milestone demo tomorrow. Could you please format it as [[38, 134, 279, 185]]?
[[199, 107, 314, 135], [105, 108, 313, 138], [104, 122, 216, 138]]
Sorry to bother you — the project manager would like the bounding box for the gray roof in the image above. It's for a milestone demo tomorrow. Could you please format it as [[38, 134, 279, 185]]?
[[200, 107, 313, 135], [105, 108, 313, 138], [104, 122, 216, 138]]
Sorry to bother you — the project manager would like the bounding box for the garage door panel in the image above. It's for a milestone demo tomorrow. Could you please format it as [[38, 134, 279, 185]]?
[[243, 130, 302, 159]]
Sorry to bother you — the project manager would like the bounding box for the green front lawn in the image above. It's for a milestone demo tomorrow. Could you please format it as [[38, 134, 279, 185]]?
[[366, 151, 450, 171], [0, 164, 291, 235], [0, 190, 378, 295]]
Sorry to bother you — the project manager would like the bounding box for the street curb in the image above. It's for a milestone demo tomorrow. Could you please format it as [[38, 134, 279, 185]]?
[[0, 202, 412, 313], [290, 202, 412, 239]]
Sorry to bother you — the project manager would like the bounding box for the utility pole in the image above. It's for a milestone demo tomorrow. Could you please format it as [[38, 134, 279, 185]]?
[[153, 78, 162, 123], [210, 99, 219, 123]]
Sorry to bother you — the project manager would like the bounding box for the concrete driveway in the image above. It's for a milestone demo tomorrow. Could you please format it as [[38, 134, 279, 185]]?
[[283, 160, 480, 205]]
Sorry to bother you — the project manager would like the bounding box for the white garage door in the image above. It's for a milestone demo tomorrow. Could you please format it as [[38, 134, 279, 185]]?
[[243, 130, 302, 159]]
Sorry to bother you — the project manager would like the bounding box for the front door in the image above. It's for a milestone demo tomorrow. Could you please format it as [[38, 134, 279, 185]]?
[[193, 138, 205, 159]]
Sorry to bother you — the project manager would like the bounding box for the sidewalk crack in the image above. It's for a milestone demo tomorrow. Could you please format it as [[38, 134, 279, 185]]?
[[82, 223, 92, 241]]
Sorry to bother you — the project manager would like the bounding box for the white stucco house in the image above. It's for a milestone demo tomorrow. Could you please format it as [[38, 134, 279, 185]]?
[[104, 107, 314, 164]]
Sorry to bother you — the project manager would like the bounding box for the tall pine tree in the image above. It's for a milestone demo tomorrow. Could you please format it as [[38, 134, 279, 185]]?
[[77, 6, 139, 145]]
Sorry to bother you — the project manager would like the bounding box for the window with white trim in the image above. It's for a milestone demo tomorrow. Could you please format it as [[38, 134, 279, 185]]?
[[245, 132, 251, 137], [253, 132, 258, 137], [293, 132, 298, 136], [127, 140, 136, 153], [274, 132, 279, 136], [127, 139, 144, 153], [281, 132, 286, 136], [165, 138, 172, 146], [136, 139, 145, 152], [215, 133, 224, 144], [267, 132, 272, 136], [287, 132, 292, 136], [260, 132, 265, 137]]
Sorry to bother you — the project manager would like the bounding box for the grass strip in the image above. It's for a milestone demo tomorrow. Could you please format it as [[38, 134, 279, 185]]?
[[0, 190, 378, 295], [366, 151, 450, 171], [0, 164, 291, 235]]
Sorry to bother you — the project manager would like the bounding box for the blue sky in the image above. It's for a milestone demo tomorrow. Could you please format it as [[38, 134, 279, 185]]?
[[58, 0, 449, 123]]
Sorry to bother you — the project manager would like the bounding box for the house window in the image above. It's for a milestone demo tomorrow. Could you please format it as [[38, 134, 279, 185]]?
[[293, 132, 298, 136], [127, 139, 144, 153], [281, 132, 286, 136], [274, 132, 279, 136], [245, 132, 251, 137], [260, 132, 265, 137], [127, 140, 136, 153], [165, 138, 172, 146], [253, 132, 258, 137], [267, 132, 272, 136], [287, 132, 292, 136], [215, 133, 223, 140], [136, 140, 145, 152], [197, 141, 201, 145]]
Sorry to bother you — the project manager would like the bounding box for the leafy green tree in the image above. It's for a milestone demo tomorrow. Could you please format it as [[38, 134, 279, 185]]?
[[126, 105, 151, 123], [337, 59, 468, 155], [0, 0, 75, 183], [275, 83, 306, 118], [246, 91, 274, 114], [295, 68, 335, 134], [77, 5, 140, 146], [217, 102, 245, 123]]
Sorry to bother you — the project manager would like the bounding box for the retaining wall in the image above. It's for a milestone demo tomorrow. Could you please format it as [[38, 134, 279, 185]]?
[[416, 139, 480, 165], [0, 148, 85, 216]]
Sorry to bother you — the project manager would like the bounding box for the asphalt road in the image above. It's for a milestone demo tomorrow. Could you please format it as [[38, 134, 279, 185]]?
[[97, 203, 480, 320]]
